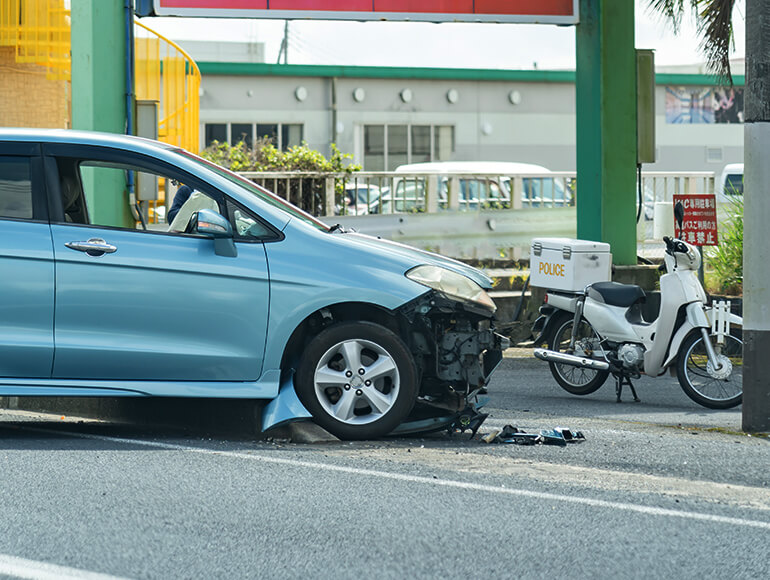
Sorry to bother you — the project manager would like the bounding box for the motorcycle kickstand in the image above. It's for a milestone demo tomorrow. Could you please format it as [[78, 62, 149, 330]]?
[[614, 374, 640, 403]]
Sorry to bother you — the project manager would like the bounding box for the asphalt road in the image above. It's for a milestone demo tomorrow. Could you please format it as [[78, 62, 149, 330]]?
[[0, 355, 768, 580]]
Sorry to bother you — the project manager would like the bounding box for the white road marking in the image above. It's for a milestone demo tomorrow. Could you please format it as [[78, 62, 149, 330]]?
[[0, 554, 130, 580], [28, 426, 770, 532]]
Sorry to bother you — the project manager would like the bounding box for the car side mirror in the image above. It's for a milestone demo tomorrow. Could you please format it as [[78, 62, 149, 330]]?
[[190, 209, 237, 257]]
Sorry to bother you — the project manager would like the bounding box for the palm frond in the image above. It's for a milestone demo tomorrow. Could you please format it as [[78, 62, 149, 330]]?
[[696, 0, 736, 85], [647, 0, 687, 32], [647, 0, 736, 85]]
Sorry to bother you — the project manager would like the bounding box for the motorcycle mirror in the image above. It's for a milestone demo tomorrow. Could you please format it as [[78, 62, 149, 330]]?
[[674, 201, 685, 232]]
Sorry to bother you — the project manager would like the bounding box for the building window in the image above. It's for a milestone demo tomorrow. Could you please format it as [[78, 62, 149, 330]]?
[[203, 123, 303, 150], [205, 123, 227, 146], [364, 125, 385, 171], [231, 123, 253, 148], [363, 125, 455, 170], [256, 123, 278, 144]]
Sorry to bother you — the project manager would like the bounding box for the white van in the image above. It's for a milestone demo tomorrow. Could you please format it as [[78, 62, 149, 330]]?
[[385, 161, 569, 212]]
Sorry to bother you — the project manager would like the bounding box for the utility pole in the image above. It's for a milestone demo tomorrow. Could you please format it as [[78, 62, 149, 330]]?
[[743, 0, 770, 432], [277, 20, 289, 65]]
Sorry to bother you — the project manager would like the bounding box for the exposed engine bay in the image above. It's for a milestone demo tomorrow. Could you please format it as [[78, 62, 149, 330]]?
[[397, 291, 508, 416]]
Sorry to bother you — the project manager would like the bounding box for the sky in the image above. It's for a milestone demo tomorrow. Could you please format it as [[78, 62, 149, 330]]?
[[140, 0, 746, 70]]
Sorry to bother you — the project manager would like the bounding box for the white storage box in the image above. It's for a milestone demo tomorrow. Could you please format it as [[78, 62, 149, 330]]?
[[530, 238, 612, 292]]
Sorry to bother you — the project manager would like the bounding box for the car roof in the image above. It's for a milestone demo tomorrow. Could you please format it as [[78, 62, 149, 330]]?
[[721, 163, 744, 174], [0, 128, 176, 155], [395, 161, 552, 174]]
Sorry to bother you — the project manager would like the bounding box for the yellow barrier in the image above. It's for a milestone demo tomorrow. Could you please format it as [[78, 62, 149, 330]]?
[[135, 20, 200, 154], [0, 0, 70, 80], [0, 1, 199, 153]]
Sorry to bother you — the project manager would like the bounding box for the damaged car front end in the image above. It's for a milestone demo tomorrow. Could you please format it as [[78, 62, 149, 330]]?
[[399, 264, 507, 411], [264, 261, 508, 439]]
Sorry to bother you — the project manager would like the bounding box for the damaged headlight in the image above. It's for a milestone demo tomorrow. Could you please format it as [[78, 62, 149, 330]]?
[[406, 265, 496, 312]]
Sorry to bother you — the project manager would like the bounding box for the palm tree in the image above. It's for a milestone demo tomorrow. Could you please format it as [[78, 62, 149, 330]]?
[[647, 0, 736, 83]]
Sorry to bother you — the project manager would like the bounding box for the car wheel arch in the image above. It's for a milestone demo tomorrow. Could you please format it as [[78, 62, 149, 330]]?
[[279, 301, 404, 376]]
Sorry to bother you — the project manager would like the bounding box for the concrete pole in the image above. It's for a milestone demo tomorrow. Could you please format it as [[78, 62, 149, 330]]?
[[71, 0, 133, 228], [742, 0, 770, 432], [575, 0, 638, 265]]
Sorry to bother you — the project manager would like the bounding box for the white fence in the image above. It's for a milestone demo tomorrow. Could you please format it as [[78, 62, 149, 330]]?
[[238, 169, 719, 260]]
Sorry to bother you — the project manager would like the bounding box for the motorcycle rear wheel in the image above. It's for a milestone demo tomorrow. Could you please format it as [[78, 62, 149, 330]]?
[[548, 313, 609, 395], [676, 329, 742, 409]]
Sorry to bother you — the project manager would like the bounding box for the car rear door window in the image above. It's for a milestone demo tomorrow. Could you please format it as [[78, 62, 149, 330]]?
[[0, 156, 33, 219]]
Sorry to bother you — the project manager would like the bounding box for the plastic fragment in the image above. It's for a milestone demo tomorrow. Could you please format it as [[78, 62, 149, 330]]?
[[480, 424, 586, 445], [482, 430, 500, 444]]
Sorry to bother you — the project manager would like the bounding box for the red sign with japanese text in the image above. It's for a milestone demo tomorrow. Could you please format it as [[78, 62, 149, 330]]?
[[673, 193, 719, 246], [152, 0, 579, 23]]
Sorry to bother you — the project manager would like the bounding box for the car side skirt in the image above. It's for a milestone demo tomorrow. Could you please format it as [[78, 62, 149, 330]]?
[[0, 369, 281, 399]]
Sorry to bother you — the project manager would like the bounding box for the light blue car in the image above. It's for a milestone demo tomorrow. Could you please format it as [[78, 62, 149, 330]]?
[[0, 129, 507, 439]]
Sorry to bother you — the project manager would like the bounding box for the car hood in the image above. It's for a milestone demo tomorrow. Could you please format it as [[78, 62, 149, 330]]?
[[339, 232, 493, 289]]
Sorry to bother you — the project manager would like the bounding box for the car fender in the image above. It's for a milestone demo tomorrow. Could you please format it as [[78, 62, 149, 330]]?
[[261, 227, 431, 375]]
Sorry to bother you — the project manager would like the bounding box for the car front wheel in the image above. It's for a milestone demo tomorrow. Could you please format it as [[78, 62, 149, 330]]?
[[295, 321, 418, 440]]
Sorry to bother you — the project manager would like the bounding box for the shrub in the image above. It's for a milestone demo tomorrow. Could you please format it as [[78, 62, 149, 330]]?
[[708, 196, 743, 295], [200, 138, 360, 214]]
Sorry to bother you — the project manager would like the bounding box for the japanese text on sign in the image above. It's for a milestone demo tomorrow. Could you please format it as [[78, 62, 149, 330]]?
[[673, 193, 719, 246]]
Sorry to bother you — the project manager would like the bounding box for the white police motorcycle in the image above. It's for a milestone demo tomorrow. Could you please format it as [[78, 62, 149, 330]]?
[[532, 203, 742, 409]]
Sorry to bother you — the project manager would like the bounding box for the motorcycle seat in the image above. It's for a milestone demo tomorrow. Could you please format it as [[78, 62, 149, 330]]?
[[587, 281, 646, 307]]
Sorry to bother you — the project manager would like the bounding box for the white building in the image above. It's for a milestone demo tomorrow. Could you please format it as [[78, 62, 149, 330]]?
[[184, 42, 744, 173]]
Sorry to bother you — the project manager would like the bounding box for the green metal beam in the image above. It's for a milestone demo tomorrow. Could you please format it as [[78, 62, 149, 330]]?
[[196, 62, 576, 82], [71, 0, 132, 228], [576, 0, 637, 264], [197, 62, 744, 87]]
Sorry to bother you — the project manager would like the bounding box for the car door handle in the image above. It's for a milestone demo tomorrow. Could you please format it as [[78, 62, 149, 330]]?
[[65, 238, 117, 256]]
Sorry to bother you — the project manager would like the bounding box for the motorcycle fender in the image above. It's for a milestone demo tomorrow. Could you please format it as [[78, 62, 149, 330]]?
[[662, 303, 709, 368], [533, 310, 565, 347], [545, 292, 579, 313]]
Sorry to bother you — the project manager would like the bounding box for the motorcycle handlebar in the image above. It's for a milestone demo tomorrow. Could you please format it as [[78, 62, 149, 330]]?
[[662, 236, 689, 254]]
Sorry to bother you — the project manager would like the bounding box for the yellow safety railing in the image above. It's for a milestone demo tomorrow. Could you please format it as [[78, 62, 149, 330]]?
[[0, 0, 70, 80], [135, 20, 200, 154], [0, 1, 199, 153]]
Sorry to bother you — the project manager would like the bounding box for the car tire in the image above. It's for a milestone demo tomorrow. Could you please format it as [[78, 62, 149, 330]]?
[[295, 321, 418, 440]]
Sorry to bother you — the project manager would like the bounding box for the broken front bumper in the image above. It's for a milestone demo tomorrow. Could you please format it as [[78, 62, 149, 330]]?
[[398, 291, 509, 393]]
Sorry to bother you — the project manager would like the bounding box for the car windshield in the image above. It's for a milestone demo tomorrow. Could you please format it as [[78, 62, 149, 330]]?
[[347, 187, 378, 205], [176, 149, 330, 232], [724, 174, 743, 196]]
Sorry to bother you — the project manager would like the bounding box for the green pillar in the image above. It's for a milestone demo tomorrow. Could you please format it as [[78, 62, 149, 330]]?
[[71, 0, 132, 228], [576, 0, 638, 264]]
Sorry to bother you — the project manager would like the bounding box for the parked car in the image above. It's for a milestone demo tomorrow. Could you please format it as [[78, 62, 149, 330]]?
[[0, 129, 506, 440], [336, 182, 382, 216]]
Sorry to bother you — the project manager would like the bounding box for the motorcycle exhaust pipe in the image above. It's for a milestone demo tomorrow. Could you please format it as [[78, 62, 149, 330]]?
[[533, 348, 610, 371]]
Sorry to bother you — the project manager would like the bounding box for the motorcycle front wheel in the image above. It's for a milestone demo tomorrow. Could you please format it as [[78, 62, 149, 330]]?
[[548, 313, 609, 395], [676, 329, 743, 409]]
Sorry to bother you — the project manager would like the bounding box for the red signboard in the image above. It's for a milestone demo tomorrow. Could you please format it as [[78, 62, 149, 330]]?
[[673, 194, 719, 246], [152, 0, 579, 24]]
